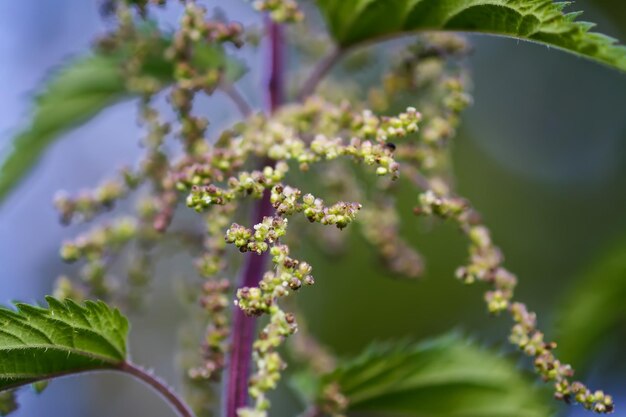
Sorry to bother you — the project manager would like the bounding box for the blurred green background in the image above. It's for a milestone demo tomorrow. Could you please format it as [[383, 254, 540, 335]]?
[[0, 1, 625, 416]]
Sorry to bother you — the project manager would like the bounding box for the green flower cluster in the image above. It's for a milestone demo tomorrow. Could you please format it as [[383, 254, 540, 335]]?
[[235, 243, 313, 316], [235, 243, 311, 417], [60, 217, 137, 263], [251, 0, 303, 23], [359, 202, 424, 278], [226, 216, 287, 255], [169, 3, 217, 155], [48, 2, 615, 415], [510, 303, 613, 413], [186, 163, 289, 211], [59, 217, 138, 298], [244, 309, 297, 416], [188, 278, 231, 382], [271, 185, 362, 229], [196, 203, 237, 278], [54, 178, 128, 224], [414, 187, 613, 413]]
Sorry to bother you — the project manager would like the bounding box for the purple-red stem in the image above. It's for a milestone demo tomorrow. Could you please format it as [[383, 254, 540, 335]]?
[[225, 20, 283, 417], [267, 21, 284, 112]]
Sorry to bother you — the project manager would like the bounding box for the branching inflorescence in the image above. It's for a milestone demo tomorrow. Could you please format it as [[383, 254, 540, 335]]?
[[48, 1, 614, 416]]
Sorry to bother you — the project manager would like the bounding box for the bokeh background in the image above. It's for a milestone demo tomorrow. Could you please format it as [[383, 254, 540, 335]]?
[[0, 1, 625, 416]]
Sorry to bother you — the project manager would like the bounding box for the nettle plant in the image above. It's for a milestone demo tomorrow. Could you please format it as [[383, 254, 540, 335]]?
[[1, 1, 625, 416]]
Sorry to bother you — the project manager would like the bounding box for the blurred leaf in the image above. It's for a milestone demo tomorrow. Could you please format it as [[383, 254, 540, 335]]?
[[30, 380, 48, 394], [0, 54, 126, 204], [0, 34, 245, 204], [314, 333, 552, 417], [290, 370, 322, 406], [555, 239, 626, 368], [0, 391, 17, 416], [317, 0, 626, 72], [0, 297, 129, 391], [591, 0, 626, 36]]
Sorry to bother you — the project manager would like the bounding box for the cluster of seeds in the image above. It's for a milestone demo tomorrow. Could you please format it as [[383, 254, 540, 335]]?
[[186, 163, 289, 211], [271, 185, 362, 229], [55, 0, 249, 396], [188, 278, 231, 381], [226, 216, 288, 255], [168, 3, 217, 155], [235, 243, 314, 316], [359, 202, 424, 278], [234, 243, 313, 416], [54, 177, 129, 224], [251, 0, 303, 23], [242, 309, 297, 417], [60, 217, 137, 263], [50, 1, 614, 416], [60, 217, 137, 297], [368, 34, 471, 113], [413, 187, 614, 413], [195, 203, 237, 278]]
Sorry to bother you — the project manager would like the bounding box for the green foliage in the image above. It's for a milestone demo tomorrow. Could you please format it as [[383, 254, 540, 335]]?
[[0, 36, 244, 204], [555, 239, 626, 368], [1, 1, 624, 416], [317, 0, 626, 72], [591, 0, 626, 36], [31, 380, 48, 394], [0, 54, 126, 204], [0, 297, 129, 391], [314, 334, 552, 417]]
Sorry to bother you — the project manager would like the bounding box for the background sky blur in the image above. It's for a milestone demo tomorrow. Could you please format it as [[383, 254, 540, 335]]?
[[1, 1, 625, 416]]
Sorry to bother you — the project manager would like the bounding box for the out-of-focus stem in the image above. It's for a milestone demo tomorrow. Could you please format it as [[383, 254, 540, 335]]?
[[220, 83, 253, 118], [267, 21, 284, 112], [297, 47, 341, 101]]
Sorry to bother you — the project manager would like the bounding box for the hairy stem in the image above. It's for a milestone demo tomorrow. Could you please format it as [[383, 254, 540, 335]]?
[[297, 47, 342, 101], [225, 20, 284, 417], [120, 361, 195, 417]]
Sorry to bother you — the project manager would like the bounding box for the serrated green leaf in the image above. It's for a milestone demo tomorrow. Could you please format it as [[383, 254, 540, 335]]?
[[554, 239, 626, 369], [0, 33, 246, 204], [0, 391, 17, 416], [0, 297, 129, 391], [317, 0, 626, 72], [317, 334, 552, 417]]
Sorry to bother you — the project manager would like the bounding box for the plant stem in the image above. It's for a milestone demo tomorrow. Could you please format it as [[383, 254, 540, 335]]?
[[267, 21, 284, 112], [224, 19, 284, 417], [220, 83, 253, 118], [120, 361, 195, 417], [297, 47, 342, 101], [401, 165, 431, 191]]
